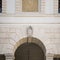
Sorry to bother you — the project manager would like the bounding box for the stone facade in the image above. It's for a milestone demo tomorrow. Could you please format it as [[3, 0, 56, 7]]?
[[0, 0, 60, 60], [0, 24, 60, 60], [0, 0, 60, 16]]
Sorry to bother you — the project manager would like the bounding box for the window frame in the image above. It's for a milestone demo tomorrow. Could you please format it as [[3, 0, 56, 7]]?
[[0, 0, 6, 14], [0, 0, 2, 13], [16, 0, 45, 14], [58, 0, 60, 13]]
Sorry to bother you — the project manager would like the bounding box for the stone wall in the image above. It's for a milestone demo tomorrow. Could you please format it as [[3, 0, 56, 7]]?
[[0, 24, 60, 55], [0, 0, 60, 60]]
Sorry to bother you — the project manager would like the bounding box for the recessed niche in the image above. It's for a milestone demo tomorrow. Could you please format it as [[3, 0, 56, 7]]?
[[22, 0, 38, 12]]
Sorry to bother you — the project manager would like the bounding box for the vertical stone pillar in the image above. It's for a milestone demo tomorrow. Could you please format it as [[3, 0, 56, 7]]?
[[16, 0, 22, 13], [6, 0, 15, 13], [27, 26, 33, 43], [41, 0, 45, 13], [46, 53, 54, 60], [2, 0, 7, 14], [5, 53, 14, 60]]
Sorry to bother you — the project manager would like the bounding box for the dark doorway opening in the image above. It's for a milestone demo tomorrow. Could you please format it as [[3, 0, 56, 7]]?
[[58, 0, 60, 13], [0, 54, 5, 60], [0, 0, 2, 13], [53, 58, 60, 60], [15, 43, 45, 60]]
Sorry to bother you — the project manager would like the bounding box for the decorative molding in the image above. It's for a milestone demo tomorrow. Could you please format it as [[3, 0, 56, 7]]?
[[14, 37, 46, 54], [0, 14, 60, 17], [27, 26, 33, 37]]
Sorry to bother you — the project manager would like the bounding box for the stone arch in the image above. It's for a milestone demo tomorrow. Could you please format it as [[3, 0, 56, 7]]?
[[14, 37, 46, 55], [14, 37, 46, 60]]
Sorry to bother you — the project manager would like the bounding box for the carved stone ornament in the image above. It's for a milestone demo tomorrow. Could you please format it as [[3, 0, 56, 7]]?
[[27, 26, 33, 37]]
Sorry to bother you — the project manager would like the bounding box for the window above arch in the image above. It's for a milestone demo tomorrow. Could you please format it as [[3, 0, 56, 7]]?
[[22, 0, 38, 12]]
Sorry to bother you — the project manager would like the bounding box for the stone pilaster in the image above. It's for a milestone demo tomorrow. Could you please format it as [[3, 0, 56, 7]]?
[[16, 0, 22, 13], [5, 53, 14, 60], [46, 53, 54, 60], [2, 0, 7, 14], [41, 0, 45, 13]]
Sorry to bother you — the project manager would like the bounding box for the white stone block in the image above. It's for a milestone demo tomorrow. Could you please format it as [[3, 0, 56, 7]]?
[[0, 27, 9, 32], [6, 0, 15, 13], [0, 39, 9, 44], [9, 39, 16, 45], [9, 28, 16, 33], [45, 0, 54, 14], [0, 33, 8, 38]]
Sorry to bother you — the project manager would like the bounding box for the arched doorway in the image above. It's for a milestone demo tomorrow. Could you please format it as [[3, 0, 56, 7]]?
[[14, 37, 46, 60]]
